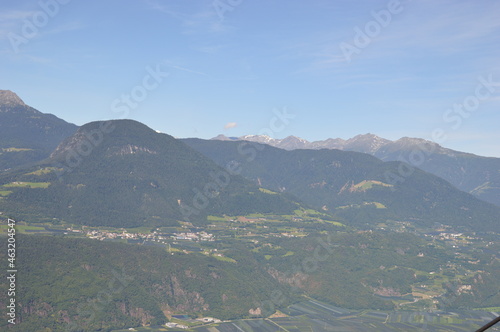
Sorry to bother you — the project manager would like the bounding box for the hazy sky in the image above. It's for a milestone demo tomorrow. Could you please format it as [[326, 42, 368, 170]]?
[[1, 0, 500, 156]]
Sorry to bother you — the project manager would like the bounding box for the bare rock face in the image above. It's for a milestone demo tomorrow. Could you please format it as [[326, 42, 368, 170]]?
[[0, 90, 26, 108], [249, 307, 262, 316]]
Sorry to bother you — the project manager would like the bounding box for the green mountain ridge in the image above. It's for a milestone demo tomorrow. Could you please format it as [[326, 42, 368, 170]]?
[[183, 138, 500, 232], [0, 120, 298, 227], [0, 235, 298, 331], [0, 110, 497, 331], [213, 134, 500, 207], [0, 90, 78, 172]]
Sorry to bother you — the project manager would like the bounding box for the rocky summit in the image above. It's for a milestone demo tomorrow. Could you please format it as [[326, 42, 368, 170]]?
[[0, 90, 26, 108]]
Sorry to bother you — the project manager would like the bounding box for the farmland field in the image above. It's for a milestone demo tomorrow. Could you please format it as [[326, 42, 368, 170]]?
[[113, 300, 499, 331]]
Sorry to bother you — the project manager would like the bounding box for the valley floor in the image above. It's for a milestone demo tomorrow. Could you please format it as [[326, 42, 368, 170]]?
[[112, 299, 499, 332]]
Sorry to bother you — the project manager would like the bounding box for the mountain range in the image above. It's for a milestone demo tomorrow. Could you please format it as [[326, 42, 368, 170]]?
[[0, 90, 499, 231], [0, 120, 297, 227], [213, 134, 500, 207], [184, 138, 500, 232], [0, 90, 77, 172], [0, 90, 499, 331]]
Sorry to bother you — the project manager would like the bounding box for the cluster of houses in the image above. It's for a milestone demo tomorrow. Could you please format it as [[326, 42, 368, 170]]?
[[429, 232, 477, 248], [68, 227, 215, 243], [83, 229, 158, 241], [165, 317, 222, 329], [437, 232, 464, 240], [173, 231, 215, 241]]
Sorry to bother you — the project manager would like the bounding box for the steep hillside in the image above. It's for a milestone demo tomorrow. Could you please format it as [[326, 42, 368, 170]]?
[[0, 120, 297, 227], [373, 137, 500, 207], [184, 138, 500, 232], [213, 134, 500, 207], [0, 90, 78, 171], [1, 230, 497, 331], [0, 235, 296, 331]]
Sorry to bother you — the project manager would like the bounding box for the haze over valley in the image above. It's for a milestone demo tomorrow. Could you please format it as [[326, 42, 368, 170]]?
[[0, 90, 498, 331], [1, 1, 499, 331]]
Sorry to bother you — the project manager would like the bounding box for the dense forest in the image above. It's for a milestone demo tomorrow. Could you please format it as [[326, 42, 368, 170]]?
[[184, 139, 500, 231], [0, 235, 297, 331], [1, 229, 498, 331]]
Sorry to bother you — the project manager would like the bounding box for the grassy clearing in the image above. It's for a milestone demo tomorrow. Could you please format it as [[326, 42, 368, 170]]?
[[324, 220, 345, 227], [124, 227, 155, 234], [207, 215, 227, 221], [259, 188, 278, 194], [0, 190, 12, 196], [1, 147, 33, 152], [26, 167, 60, 176], [212, 254, 237, 263], [353, 180, 393, 191], [294, 208, 328, 217], [335, 202, 385, 210], [372, 202, 387, 209], [169, 247, 183, 254], [3, 181, 51, 188], [473, 307, 500, 311]]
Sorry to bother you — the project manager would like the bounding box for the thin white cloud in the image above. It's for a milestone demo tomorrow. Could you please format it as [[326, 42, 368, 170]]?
[[224, 122, 237, 130], [144, 0, 232, 35], [0, 10, 36, 21], [194, 44, 227, 55], [44, 21, 85, 36], [289, 0, 500, 77], [0, 9, 83, 36], [0, 10, 35, 39], [0, 7, 84, 56], [380, 1, 500, 54], [163, 61, 208, 76]]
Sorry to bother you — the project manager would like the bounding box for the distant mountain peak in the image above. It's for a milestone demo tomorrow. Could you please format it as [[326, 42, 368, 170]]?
[[282, 135, 308, 143], [242, 134, 273, 140], [396, 136, 435, 145], [50, 119, 165, 160], [211, 134, 231, 141], [347, 133, 387, 143], [209, 132, 471, 159], [212, 132, 394, 153], [344, 133, 391, 154], [351, 133, 378, 139], [0, 90, 26, 107]]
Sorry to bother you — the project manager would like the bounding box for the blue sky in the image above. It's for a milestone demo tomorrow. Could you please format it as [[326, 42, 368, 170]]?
[[1, 0, 500, 156]]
